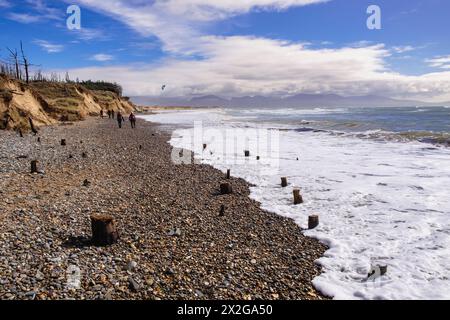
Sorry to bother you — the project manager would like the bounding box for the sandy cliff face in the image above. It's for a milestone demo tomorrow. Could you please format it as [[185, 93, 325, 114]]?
[[0, 75, 135, 131], [0, 76, 56, 130]]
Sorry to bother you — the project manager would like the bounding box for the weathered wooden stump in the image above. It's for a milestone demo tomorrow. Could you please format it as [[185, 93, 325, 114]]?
[[226, 169, 231, 180], [220, 182, 233, 195], [219, 205, 225, 217], [281, 177, 288, 188], [379, 265, 388, 276], [31, 160, 38, 174], [61, 139, 67, 146], [29, 117, 38, 136], [293, 188, 303, 205], [90, 215, 119, 246], [244, 150, 250, 157], [308, 215, 319, 229]]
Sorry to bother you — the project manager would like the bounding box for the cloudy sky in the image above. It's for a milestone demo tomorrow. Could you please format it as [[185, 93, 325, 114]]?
[[1, 0, 449, 102]]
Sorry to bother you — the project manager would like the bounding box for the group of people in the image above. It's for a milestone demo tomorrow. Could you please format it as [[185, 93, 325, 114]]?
[[100, 109, 137, 129]]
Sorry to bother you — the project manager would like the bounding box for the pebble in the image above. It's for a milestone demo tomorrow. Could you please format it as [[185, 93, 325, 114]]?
[[0, 118, 328, 300], [128, 277, 140, 292], [127, 261, 138, 272]]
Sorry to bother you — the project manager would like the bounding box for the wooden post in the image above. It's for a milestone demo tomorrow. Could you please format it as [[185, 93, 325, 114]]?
[[18, 129, 23, 138], [61, 139, 66, 146], [379, 265, 388, 276], [31, 160, 38, 173], [226, 169, 231, 179], [220, 182, 233, 195], [293, 188, 303, 205], [308, 215, 319, 229], [91, 215, 119, 246], [281, 177, 288, 188], [28, 117, 38, 136], [219, 205, 225, 217], [37, 137, 41, 143], [244, 150, 250, 157], [203, 144, 207, 150]]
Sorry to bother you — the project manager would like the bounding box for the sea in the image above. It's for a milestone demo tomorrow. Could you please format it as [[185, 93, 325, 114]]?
[[140, 105, 450, 300]]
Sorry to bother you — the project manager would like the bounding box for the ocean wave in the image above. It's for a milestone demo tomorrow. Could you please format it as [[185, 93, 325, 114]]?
[[238, 107, 349, 116]]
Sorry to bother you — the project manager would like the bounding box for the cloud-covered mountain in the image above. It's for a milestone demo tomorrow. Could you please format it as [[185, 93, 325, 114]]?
[[132, 94, 448, 108]]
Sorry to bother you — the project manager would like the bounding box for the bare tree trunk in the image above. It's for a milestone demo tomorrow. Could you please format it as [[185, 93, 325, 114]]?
[[7, 47, 20, 80], [20, 42, 30, 83]]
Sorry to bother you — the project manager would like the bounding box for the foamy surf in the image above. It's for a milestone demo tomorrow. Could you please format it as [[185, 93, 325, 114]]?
[[140, 107, 450, 300]]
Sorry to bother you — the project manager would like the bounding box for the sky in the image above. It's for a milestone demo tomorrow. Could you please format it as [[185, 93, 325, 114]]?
[[0, 0, 449, 102]]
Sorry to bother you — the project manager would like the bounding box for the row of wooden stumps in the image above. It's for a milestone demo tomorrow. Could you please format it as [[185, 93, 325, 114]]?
[[204, 143, 318, 229], [281, 176, 319, 229], [25, 128, 119, 246], [220, 171, 319, 229]]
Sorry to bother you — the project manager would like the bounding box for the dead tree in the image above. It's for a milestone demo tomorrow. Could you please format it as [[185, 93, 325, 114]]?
[[20, 41, 30, 83], [6, 47, 20, 80]]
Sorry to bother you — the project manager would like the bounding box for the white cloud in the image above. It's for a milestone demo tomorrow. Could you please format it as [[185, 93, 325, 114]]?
[[7, 0, 62, 23], [90, 54, 114, 62], [34, 40, 64, 53], [59, 36, 450, 102], [426, 55, 450, 70], [56, 0, 450, 102], [66, 0, 328, 52], [7, 13, 41, 23], [0, 0, 12, 8], [392, 46, 415, 54], [71, 28, 107, 41]]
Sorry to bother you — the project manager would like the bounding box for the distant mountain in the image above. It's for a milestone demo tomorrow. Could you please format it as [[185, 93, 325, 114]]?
[[131, 93, 447, 108]]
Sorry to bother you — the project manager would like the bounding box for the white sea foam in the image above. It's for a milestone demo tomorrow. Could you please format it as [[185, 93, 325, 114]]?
[[142, 109, 450, 300]]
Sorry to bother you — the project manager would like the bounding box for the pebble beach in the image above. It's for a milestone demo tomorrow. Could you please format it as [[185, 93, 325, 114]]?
[[0, 117, 327, 300]]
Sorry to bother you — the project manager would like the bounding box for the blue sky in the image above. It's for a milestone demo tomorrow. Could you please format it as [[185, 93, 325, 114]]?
[[1, 0, 449, 101]]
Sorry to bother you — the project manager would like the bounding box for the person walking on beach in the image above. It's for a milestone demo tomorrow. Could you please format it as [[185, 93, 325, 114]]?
[[111, 110, 115, 120], [100, 110, 104, 118], [117, 112, 125, 128], [129, 112, 137, 129], [107, 110, 111, 119]]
